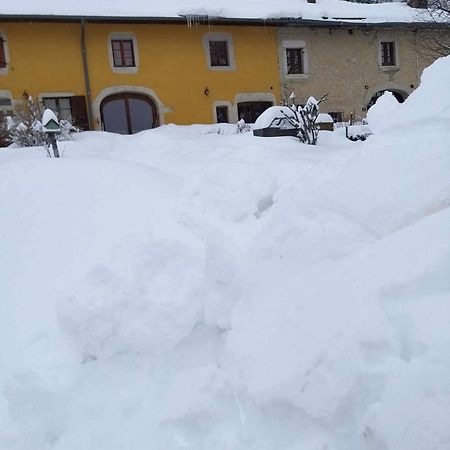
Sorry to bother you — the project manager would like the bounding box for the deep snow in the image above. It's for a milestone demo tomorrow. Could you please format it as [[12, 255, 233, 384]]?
[[1, 57, 450, 450]]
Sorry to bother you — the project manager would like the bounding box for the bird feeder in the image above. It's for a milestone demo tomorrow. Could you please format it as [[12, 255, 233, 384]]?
[[42, 109, 61, 157]]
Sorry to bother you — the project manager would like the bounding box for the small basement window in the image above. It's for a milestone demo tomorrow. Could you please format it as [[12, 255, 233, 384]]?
[[0, 97, 11, 107], [216, 105, 229, 123], [238, 101, 273, 124], [42, 96, 90, 130], [328, 112, 344, 123], [380, 41, 396, 67], [43, 97, 73, 122]]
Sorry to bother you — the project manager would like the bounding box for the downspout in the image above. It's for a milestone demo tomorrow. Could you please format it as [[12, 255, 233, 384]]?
[[80, 19, 94, 130]]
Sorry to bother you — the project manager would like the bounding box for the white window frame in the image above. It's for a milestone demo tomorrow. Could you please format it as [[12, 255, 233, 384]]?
[[378, 39, 399, 71], [107, 32, 139, 74], [213, 101, 233, 123], [203, 32, 236, 72], [0, 32, 10, 76], [282, 40, 308, 79]]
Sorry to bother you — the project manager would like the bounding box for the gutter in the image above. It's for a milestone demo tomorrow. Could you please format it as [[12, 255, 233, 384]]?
[[0, 14, 448, 29], [80, 19, 94, 130]]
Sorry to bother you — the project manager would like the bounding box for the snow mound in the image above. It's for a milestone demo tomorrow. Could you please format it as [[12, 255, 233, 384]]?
[[1, 57, 450, 450], [254, 106, 297, 129], [369, 55, 450, 132], [57, 239, 204, 361], [366, 91, 400, 133]]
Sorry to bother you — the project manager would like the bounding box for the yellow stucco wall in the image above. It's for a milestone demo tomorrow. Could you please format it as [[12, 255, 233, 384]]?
[[0, 22, 86, 97], [0, 21, 281, 126]]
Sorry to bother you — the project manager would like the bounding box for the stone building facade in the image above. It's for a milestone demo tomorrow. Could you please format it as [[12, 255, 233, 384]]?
[[277, 26, 432, 121]]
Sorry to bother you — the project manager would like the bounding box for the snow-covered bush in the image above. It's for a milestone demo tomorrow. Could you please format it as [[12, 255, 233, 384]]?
[[8, 96, 47, 147], [0, 111, 11, 147], [265, 95, 327, 145], [236, 119, 251, 133], [7, 96, 78, 149]]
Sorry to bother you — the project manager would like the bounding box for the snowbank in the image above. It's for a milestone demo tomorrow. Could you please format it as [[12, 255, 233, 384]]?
[[1, 57, 450, 450], [368, 55, 450, 132]]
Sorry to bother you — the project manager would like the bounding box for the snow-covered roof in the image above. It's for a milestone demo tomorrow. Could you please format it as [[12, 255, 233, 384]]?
[[0, 0, 423, 25]]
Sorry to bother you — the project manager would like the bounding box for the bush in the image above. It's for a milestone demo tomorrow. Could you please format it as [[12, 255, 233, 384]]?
[[269, 94, 328, 145], [0, 112, 11, 148], [6, 96, 78, 150]]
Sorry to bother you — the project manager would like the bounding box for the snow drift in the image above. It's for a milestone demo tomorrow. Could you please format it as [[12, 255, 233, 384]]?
[[1, 57, 450, 450]]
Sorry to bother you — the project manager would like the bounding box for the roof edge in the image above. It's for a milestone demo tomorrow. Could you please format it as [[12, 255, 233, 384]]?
[[0, 14, 447, 29]]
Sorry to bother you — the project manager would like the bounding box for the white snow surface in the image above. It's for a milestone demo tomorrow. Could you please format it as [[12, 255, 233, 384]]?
[[1, 56, 450, 450], [0, 0, 419, 23]]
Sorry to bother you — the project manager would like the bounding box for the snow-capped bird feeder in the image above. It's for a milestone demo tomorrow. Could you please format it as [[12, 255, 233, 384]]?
[[42, 109, 61, 157]]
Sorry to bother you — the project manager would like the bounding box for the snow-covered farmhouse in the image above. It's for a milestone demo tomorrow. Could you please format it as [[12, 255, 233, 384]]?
[[0, 0, 447, 133]]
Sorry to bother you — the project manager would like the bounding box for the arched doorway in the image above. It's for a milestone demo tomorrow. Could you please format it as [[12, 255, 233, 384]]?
[[100, 93, 158, 134], [367, 90, 407, 110]]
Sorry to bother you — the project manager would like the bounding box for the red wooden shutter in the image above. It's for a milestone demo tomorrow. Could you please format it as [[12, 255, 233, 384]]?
[[70, 96, 90, 131]]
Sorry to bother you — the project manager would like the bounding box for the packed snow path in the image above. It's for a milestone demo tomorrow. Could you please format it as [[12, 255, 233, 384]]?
[[0, 57, 449, 450]]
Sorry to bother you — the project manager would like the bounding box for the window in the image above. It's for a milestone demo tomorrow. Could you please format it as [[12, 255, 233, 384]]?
[[328, 112, 344, 123], [216, 105, 229, 123], [381, 41, 396, 67], [42, 96, 90, 130], [108, 33, 139, 74], [286, 48, 304, 74], [101, 93, 158, 135], [209, 41, 229, 67], [43, 97, 73, 122], [0, 97, 11, 107], [203, 32, 235, 71], [111, 39, 135, 67], [282, 40, 308, 77], [238, 101, 273, 123]]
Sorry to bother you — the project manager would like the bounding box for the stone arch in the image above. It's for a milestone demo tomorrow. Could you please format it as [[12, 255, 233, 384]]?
[[93, 86, 171, 131], [365, 84, 412, 110]]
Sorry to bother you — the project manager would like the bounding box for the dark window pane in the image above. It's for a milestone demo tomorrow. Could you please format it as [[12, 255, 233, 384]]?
[[102, 97, 129, 134], [128, 97, 155, 133], [43, 98, 57, 111], [286, 48, 304, 74], [209, 41, 229, 66], [0, 37, 6, 68], [43, 97, 73, 122], [328, 112, 343, 123], [216, 106, 229, 123], [113, 51, 123, 66], [237, 101, 273, 123], [70, 96, 90, 130], [0, 97, 11, 106], [381, 41, 396, 66]]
